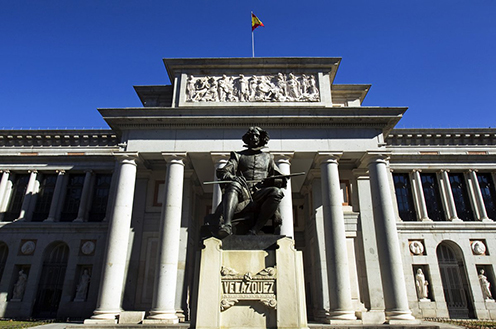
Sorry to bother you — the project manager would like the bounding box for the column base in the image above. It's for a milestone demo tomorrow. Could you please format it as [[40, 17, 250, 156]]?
[[73, 217, 84, 222], [328, 310, 357, 322], [145, 311, 179, 324], [386, 310, 419, 324], [85, 309, 119, 323], [44, 217, 55, 222]]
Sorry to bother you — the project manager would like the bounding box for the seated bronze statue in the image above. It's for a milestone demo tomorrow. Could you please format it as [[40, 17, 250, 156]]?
[[205, 127, 288, 238]]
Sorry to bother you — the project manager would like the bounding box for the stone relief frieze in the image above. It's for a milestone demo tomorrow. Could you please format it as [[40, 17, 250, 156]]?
[[186, 73, 319, 103]]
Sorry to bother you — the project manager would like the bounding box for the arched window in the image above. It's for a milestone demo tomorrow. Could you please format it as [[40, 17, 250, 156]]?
[[32, 242, 69, 318]]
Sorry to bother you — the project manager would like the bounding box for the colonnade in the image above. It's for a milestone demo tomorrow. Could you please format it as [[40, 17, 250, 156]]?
[[401, 169, 493, 222], [86, 150, 415, 323], [0, 169, 98, 223]]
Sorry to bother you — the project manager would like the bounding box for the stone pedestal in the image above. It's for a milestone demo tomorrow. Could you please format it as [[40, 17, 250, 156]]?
[[193, 236, 308, 329]]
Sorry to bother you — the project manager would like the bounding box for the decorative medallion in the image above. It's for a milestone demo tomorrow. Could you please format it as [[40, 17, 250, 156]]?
[[81, 240, 96, 255], [471, 240, 487, 255], [409, 240, 424, 255], [20, 241, 36, 255]]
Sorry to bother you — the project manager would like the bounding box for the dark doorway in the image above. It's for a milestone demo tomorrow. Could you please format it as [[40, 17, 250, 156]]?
[[32, 242, 69, 318], [437, 242, 475, 319]]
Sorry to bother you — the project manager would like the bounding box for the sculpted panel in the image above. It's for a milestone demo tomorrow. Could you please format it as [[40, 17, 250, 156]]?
[[186, 73, 320, 103]]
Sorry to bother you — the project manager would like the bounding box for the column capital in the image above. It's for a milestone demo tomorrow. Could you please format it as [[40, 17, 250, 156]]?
[[468, 169, 478, 173], [56, 169, 66, 175], [439, 169, 450, 173], [28, 169, 38, 174], [361, 151, 391, 166], [0, 170, 10, 174], [162, 152, 187, 166], [113, 151, 140, 165], [272, 152, 295, 162], [315, 152, 343, 165], [412, 169, 422, 173]]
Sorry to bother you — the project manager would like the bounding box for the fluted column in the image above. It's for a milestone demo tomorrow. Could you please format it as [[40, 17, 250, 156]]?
[[210, 153, 229, 213], [0, 170, 12, 221], [317, 153, 356, 321], [15, 170, 39, 222], [147, 153, 187, 323], [86, 152, 139, 324], [411, 170, 430, 221], [439, 170, 461, 221], [274, 153, 294, 238], [366, 153, 415, 322], [74, 171, 93, 222], [468, 170, 491, 222], [44, 170, 66, 222]]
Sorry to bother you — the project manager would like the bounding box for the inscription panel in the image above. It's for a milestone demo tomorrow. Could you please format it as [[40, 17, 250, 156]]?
[[220, 266, 277, 311]]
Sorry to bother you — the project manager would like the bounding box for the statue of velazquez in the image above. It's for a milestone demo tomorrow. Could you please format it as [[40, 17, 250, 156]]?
[[206, 127, 288, 238]]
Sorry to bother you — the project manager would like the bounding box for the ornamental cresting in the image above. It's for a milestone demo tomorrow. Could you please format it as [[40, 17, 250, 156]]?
[[186, 73, 320, 103]]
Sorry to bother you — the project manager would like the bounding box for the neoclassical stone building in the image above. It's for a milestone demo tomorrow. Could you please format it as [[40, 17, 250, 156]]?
[[0, 57, 495, 323]]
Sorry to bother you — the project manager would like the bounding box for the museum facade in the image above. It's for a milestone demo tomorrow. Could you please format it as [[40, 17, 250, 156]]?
[[0, 57, 495, 324]]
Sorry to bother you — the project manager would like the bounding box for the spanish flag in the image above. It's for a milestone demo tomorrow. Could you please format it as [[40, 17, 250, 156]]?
[[252, 13, 264, 31]]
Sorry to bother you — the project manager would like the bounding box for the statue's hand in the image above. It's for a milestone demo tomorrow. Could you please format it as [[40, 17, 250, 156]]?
[[273, 178, 287, 189], [234, 176, 248, 186]]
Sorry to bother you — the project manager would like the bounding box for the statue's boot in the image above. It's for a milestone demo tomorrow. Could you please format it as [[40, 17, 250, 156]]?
[[218, 191, 238, 238], [249, 196, 281, 235]]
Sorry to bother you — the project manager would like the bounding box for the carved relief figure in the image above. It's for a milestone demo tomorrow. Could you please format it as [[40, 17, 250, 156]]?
[[75, 269, 91, 301], [286, 73, 300, 101], [12, 270, 27, 300], [203, 77, 219, 102], [248, 75, 258, 101], [479, 269, 493, 300], [186, 75, 196, 102], [218, 75, 235, 102], [214, 127, 287, 237], [415, 268, 429, 300], [235, 74, 249, 102]]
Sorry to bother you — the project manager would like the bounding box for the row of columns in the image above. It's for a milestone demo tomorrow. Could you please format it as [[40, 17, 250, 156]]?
[[88, 150, 414, 324], [408, 169, 492, 222], [310, 152, 415, 323], [0, 169, 96, 222]]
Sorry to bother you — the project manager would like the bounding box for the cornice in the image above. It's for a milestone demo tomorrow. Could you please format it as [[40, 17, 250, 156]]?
[[0, 130, 119, 148], [387, 129, 496, 147]]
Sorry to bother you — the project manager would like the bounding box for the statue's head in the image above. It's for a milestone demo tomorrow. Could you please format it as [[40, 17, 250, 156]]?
[[242, 127, 270, 149]]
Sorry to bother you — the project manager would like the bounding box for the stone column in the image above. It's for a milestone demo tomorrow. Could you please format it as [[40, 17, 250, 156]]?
[[411, 170, 430, 221], [74, 171, 93, 222], [366, 153, 415, 322], [353, 169, 385, 323], [210, 153, 229, 213], [317, 153, 356, 321], [468, 170, 491, 222], [44, 170, 66, 222], [147, 153, 187, 323], [439, 170, 461, 221], [274, 153, 294, 238], [86, 152, 139, 324], [0, 171, 12, 221], [15, 170, 39, 222]]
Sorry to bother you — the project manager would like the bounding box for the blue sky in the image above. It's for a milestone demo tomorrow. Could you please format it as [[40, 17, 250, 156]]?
[[1, 1, 495, 129]]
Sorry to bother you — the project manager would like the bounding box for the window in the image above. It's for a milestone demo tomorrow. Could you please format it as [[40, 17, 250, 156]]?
[[60, 174, 85, 222], [420, 173, 445, 221], [4, 174, 29, 222], [88, 174, 112, 222], [477, 173, 496, 220], [32, 174, 57, 222], [449, 173, 474, 221], [393, 173, 417, 221]]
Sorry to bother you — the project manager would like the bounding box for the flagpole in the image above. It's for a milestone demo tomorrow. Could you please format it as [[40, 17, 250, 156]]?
[[252, 31, 255, 58], [251, 12, 255, 57]]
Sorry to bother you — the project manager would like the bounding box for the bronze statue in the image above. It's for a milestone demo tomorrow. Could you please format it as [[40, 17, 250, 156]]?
[[209, 127, 288, 238]]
